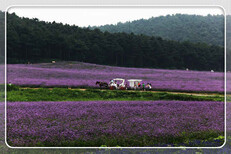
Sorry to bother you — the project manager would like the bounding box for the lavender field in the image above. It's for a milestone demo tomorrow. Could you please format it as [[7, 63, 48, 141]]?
[[6, 62, 229, 92], [5, 62, 227, 147], [7, 100, 224, 147]]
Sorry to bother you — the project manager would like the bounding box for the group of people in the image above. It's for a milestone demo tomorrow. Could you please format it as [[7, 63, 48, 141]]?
[[137, 82, 152, 91], [146, 83, 152, 90], [109, 79, 152, 90]]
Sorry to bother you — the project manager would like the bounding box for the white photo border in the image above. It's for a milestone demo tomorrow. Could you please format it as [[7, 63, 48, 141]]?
[[4, 5, 227, 149]]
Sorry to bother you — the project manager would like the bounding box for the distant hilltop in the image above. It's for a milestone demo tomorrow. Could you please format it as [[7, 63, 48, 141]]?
[[92, 14, 229, 48], [5, 13, 225, 71]]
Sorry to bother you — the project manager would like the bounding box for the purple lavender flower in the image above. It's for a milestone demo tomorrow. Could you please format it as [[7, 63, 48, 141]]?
[[7, 100, 224, 147], [6, 62, 229, 92]]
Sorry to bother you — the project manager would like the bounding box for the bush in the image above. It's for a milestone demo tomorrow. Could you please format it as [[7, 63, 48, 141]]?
[[7, 84, 19, 91]]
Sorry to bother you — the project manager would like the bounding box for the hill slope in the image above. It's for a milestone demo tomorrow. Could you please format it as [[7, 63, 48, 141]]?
[[93, 14, 225, 47], [7, 13, 224, 71]]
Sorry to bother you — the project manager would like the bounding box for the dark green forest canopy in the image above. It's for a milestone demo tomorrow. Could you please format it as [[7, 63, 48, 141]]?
[[7, 13, 224, 71], [0, 11, 4, 62], [93, 14, 226, 47]]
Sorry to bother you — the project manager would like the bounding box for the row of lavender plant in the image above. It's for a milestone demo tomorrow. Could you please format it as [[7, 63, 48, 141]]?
[[7, 100, 224, 146], [6, 62, 229, 92]]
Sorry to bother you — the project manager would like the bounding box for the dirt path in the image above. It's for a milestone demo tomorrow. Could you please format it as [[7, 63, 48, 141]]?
[[164, 91, 224, 97]]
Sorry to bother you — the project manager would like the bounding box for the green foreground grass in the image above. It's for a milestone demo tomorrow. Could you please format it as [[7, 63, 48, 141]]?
[[7, 87, 224, 102]]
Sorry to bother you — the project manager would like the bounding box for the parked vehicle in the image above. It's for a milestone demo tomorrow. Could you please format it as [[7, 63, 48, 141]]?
[[109, 78, 126, 90], [127, 79, 142, 90], [97, 78, 149, 90]]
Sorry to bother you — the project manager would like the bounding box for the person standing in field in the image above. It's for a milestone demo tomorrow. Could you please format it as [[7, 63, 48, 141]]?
[[148, 83, 152, 90], [142, 83, 145, 91], [138, 82, 141, 88]]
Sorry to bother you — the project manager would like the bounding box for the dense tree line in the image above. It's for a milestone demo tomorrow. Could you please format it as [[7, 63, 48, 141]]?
[[93, 14, 226, 48], [227, 16, 231, 71], [7, 13, 224, 71], [0, 11, 5, 63], [227, 15, 231, 50]]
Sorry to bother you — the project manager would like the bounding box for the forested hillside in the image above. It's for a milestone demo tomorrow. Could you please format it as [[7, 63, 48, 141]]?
[[0, 11, 4, 63], [93, 14, 226, 47], [227, 15, 231, 49], [7, 13, 224, 71]]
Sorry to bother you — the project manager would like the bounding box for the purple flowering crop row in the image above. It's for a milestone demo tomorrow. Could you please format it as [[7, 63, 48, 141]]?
[[7, 100, 224, 146], [6, 62, 229, 92]]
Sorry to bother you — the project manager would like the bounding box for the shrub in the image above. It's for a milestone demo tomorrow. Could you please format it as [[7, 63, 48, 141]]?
[[7, 84, 19, 91]]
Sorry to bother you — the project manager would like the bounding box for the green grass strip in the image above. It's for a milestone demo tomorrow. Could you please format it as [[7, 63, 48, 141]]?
[[7, 88, 224, 102]]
